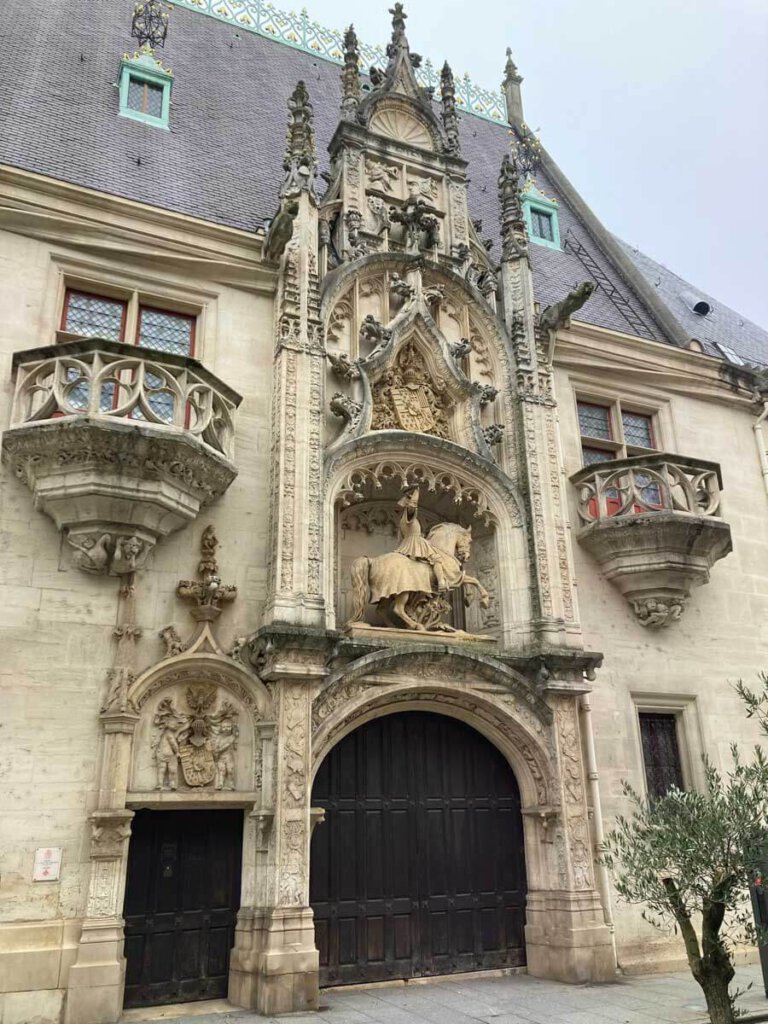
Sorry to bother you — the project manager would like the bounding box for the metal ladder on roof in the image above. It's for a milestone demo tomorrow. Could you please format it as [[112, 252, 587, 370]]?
[[563, 230, 657, 338]]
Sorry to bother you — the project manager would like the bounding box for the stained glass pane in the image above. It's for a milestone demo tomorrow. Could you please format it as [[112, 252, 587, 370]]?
[[531, 209, 554, 242], [138, 308, 193, 356], [581, 446, 614, 466], [623, 410, 654, 448], [64, 292, 125, 341], [65, 367, 90, 410], [577, 402, 611, 440], [639, 713, 684, 799]]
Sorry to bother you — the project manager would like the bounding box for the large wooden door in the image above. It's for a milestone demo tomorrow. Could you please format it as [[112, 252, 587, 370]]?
[[123, 809, 242, 1008], [310, 711, 527, 986]]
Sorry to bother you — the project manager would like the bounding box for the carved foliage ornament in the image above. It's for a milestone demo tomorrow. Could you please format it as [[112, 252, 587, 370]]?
[[152, 685, 239, 791]]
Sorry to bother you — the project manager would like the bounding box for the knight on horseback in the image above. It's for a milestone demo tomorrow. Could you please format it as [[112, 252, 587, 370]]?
[[395, 486, 450, 592]]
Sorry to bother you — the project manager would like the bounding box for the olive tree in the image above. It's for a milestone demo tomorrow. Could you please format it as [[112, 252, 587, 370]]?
[[602, 705, 768, 1024]]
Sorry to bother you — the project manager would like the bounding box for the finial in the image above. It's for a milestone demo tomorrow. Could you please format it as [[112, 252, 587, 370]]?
[[440, 61, 461, 156], [131, 0, 169, 50], [282, 80, 317, 196], [502, 47, 524, 125], [389, 3, 407, 40], [341, 24, 361, 120]]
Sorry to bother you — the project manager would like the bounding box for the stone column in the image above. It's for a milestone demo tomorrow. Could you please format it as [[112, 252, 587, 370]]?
[[65, 578, 140, 1024], [263, 82, 326, 629], [525, 689, 615, 983], [229, 641, 326, 1014], [498, 153, 580, 647]]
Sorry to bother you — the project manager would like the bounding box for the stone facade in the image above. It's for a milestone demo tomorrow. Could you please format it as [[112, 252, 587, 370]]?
[[0, 5, 765, 1024]]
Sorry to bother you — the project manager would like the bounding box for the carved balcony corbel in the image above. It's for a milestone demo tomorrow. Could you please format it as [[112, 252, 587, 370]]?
[[571, 453, 733, 626], [1, 338, 242, 572]]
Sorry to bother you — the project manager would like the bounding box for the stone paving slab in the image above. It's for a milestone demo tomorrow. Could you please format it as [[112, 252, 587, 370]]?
[[122, 964, 768, 1024]]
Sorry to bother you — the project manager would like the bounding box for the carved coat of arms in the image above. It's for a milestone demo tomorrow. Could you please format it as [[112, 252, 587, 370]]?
[[371, 341, 449, 438], [152, 685, 239, 791]]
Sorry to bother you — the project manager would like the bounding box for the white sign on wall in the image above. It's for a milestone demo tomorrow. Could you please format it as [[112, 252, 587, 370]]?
[[33, 847, 62, 882]]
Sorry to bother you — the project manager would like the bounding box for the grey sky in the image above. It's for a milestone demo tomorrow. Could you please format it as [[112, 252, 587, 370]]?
[[305, 0, 767, 330]]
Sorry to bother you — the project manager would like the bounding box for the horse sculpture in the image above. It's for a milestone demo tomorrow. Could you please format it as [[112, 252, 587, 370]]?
[[347, 518, 491, 632]]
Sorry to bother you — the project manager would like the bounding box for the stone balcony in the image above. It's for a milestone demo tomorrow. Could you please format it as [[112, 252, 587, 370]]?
[[570, 453, 732, 627], [1, 338, 241, 574]]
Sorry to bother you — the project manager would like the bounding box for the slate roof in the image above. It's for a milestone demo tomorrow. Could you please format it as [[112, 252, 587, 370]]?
[[1, 0, 765, 363]]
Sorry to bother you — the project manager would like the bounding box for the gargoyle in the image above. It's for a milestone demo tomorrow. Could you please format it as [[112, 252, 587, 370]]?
[[449, 337, 472, 360], [330, 392, 363, 426], [264, 201, 299, 262], [369, 66, 385, 86], [476, 383, 499, 406], [539, 281, 596, 334], [326, 350, 360, 381], [424, 284, 445, 310]]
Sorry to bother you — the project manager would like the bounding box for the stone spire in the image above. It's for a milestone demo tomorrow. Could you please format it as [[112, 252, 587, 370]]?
[[503, 47, 524, 125], [281, 80, 317, 196], [340, 24, 361, 121], [498, 152, 527, 262], [440, 61, 461, 156]]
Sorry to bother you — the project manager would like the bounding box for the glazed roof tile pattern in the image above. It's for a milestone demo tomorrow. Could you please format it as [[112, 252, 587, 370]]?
[[1, 0, 766, 361]]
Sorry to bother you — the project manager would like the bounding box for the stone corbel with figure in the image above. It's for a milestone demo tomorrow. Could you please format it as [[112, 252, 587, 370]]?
[[346, 486, 494, 640]]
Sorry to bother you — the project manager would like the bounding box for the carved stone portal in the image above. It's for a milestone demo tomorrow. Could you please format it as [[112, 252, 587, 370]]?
[[152, 685, 239, 790], [346, 486, 493, 636]]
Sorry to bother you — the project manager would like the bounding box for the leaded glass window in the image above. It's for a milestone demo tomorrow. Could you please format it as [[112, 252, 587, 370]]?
[[138, 307, 194, 356], [127, 77, 164, 118], [530, 209, 554, 242], [577, 402, 612, 440], [581, 446, 614, 466], [63, 291, 126, 342], [639, 713, 684, 799], [622, 410, 654, 449]]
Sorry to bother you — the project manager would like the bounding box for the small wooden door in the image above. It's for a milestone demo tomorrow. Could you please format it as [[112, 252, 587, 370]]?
[[123, 809, 242, 1008], [310, 711, 527, 986]]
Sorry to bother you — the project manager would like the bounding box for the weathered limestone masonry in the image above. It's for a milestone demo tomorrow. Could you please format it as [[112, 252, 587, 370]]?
[[0, 2, 767, 1023]]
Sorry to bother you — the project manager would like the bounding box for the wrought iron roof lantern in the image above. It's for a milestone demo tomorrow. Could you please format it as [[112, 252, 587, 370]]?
[[131, 0, 170, 49]]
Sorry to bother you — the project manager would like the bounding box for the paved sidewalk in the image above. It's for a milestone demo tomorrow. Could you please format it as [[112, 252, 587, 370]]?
[[122, 964, 768, 1024]]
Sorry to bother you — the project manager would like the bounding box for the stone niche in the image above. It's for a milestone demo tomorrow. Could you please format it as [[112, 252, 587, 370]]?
[[335, 475, 500, 639], [131, 683, 255, 795]]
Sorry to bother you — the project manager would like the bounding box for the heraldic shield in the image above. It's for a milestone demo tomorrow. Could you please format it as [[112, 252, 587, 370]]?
[[179, 735, 216, 786], [391, 383, 436, 432]]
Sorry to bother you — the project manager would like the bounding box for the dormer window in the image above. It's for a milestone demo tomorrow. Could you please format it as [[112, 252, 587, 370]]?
[[118, 48, 173, 129], [522, 181, 560, 250]]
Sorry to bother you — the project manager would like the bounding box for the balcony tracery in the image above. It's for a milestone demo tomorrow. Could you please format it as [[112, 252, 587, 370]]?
[[571, 453, 732, 627], [2, 338, 241, 574]]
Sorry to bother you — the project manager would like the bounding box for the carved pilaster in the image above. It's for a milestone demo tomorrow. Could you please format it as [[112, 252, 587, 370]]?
[[264, 84, 325, 628]]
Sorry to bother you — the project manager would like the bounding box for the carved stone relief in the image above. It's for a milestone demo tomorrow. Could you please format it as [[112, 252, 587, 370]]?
[[371, 341, 449, 437], [554, 698, 594, 891]]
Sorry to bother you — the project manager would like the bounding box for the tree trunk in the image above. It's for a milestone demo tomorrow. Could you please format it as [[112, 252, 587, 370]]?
[[698, 968, 735, 1024]]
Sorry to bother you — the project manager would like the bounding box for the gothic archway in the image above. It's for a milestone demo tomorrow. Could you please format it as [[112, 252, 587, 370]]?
[[310, 709, 527, 985]]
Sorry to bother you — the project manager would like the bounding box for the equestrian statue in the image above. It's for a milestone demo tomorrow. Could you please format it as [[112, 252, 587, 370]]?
[[347, 486, 491, 632]]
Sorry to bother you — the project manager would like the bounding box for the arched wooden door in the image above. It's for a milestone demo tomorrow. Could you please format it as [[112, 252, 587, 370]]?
[[310, 710, 527, 986]]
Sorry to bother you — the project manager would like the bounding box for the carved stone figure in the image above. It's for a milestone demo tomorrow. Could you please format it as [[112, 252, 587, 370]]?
[[367, 195, 391, 234], [477, 383, 499, 406], [448, 337, 472, 360], [112, 535, 145, 574], [389, 197, 440, 253], [68, 532, 112, 574], [371, 341, 449, 437], [264, 201, 299, 263], [330, 392, 363, 427], [366, 159, 399, 191], [632, 596, 686, 628], [539, 281, 596, 335], [159, 624, 185, 658], [212, 719, 236, 791], [153, 698, 182, 791], [347, 487, 490, 632], [326, 350, 360, 381], [423, 284, 445, 310], [359, 314, 392, 357], [389, 272, 415, 303]]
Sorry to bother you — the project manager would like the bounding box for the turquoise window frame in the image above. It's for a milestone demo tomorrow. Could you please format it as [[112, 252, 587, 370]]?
[[118, 53, 172, 129], [522, 187, 561, 251]]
